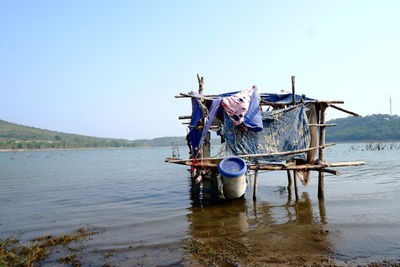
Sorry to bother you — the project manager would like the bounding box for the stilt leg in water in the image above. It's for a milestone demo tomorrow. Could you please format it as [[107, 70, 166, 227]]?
[[253, 169, 259, 201], [286, 170, 293, 203], [293, 170, 299, 201], [189, 171, 201, 204], [319, 198, 327, 224], [318, 171, 325, 199], [253, 199, 258, 218]]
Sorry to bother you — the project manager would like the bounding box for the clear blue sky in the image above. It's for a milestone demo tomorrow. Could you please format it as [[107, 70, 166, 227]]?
[[1, 1, 399, 140]]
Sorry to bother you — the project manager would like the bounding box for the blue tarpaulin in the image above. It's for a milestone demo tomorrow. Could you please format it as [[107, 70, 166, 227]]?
[[187, 90, 313, 159], [223, 104, 311, 162], [260, 93, 313, 103]]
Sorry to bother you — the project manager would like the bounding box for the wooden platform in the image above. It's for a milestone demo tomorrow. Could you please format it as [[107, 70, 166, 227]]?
[[167, 74, 365, 201]]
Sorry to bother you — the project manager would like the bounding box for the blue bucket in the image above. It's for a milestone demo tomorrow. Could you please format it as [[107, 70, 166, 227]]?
[[218, 157, 247, 178]]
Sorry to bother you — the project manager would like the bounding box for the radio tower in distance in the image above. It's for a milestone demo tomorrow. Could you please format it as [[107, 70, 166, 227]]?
[[390, 96, 392, 115]]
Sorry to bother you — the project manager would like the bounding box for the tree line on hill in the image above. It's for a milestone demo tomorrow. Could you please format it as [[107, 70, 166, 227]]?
[[0, 119, 135, 150], [1, 114, 400, 150], [133, 114, 400, 145], [326, 114, 400, 142]]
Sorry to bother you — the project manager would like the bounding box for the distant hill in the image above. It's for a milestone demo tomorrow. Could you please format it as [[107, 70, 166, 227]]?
[[131, 136, 221, 147], [135, 114, 400, 146], [0, 119, 134, 150], [131, 136, 187, 147], [0, 119, 194, 150], [2, 114, 399, 150], [326, 114, 400, 142]]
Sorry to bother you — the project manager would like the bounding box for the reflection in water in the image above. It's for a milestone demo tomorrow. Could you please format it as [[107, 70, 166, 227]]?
[[295, 192, 315, 224], [187, 198, 249, 238], [184, 189, 332, 266], [319, 198, 327, 225]]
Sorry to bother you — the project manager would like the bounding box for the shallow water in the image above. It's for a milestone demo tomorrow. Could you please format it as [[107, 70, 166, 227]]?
[[0, 144, 400, 265]]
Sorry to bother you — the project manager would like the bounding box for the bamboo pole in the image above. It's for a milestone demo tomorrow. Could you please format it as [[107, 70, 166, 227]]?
[[314, 100, 344, 104], [175, 93, 220, 98], [176, 93, 218, 100], [176, 93, 344, 105], [185, 125, 220, 130], [329, 104, 360, 117], [165, 157, 365, 170], [179, 115, 192, 120], [249, 161, 363, 170], [177, 92, 350, 110], [318, 103, 327, 199], [247, 99, 345, 106]]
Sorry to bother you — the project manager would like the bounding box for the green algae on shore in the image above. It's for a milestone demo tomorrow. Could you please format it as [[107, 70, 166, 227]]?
[[0, 227, 97, 267]]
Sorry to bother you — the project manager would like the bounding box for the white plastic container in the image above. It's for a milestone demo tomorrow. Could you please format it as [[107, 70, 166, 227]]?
[[218, 157, 247, 199]]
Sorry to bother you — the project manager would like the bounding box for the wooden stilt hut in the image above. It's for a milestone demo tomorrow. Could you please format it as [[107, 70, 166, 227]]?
[[165, 75, 365, 200]]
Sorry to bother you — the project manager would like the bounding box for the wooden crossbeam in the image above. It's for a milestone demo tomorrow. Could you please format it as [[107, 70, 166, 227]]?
[[329, 104, 360, 117], [164, 157, 364, 174], [167, 143, 335, 164], [179, 115, 191, 120]]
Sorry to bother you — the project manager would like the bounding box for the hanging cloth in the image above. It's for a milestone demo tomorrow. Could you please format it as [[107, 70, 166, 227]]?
[[221, 87, 253, 125]]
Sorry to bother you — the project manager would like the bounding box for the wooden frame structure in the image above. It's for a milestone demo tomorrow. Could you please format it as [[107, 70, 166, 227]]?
[[165, 75, 365, 201]]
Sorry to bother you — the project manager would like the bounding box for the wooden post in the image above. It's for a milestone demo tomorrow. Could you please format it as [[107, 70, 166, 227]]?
[[293, 170, 299, 201], [329, 104, 360, 117], [197, 74, 211, 158], [318, 104, 327, 198], [197, 73, 205, 95], [253, 169, 259, 201], [291, 76, 296, 105], [203, 132, 211, 158]]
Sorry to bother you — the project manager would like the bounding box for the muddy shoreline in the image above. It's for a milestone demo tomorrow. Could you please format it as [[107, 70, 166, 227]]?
[[2, 232, 399, 266]]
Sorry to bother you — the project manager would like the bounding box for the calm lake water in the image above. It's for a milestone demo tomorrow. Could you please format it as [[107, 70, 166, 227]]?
[[1, 144, 400, 266]]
